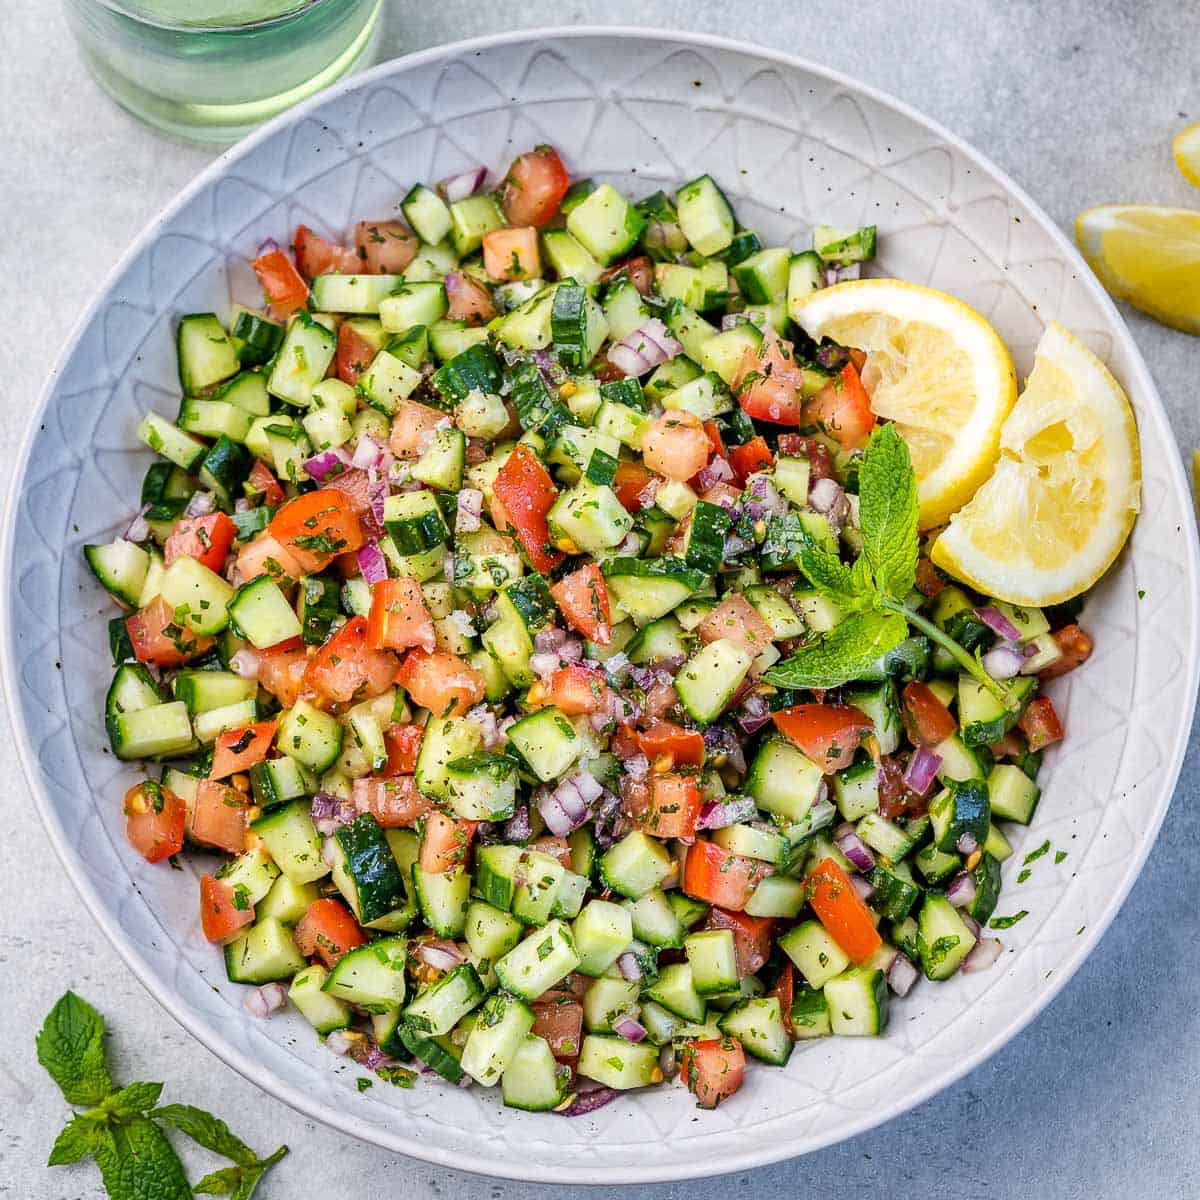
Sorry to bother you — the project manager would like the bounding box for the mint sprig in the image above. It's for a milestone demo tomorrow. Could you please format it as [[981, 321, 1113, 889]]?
[[765, 424, 1014, 706], [38, 991, 288, 1200]]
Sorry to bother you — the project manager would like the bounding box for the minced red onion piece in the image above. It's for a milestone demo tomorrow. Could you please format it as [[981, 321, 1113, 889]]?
[[960, 938, 1004, 974], [534, 627, 567, 653], [465, 704, 504, 751], [234, 497, 252, 515], [736, 692, 772, 735], [746, 473, 788, 517], [529, 651, 562, 680], [834, 823, 876, 872], [537, 774, 593, 836], [616, 952, 643, 982], [983, 642, 1026, 680], [455, 488, 484, 533], [321, 837, 338, 867], [608, 342, 651, 377], [636, 477, 661, 509], [502, 804, 531, 842], [229, 648, 261, 680], [439, 166, 487, 203], [560, 1086, 619, 1117], [697, 456, 735, 490], [809, 476, 849, 532], [362, 1046, 392, 1071], [903, 747, 942, 797], [961, 913, 982, 940], [613, 1016, 647, 1043], [303, 447, 352, 481], [696, 797, 758, 830], [886, 953, 920, 997], [313, 793, 358, 837], [185, 490, 216, 518], [624, 754, 650, 781], [956, 831, 979, 855], [356, 539, 388, 585], [849, 874, 876, 901], [243, 982, 288, 1018], [124, 507, 152, 543], [415, 941, 466, 971], [975, 606, 1022, 642], [352, 436, 384, 470], [946, 871, 978, 909]]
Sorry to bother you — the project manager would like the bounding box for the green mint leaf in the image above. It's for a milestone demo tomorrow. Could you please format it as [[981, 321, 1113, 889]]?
[[194, 1165, 242, 1195], [100, 1081, 163, 1120], [764, 609, 908, 689], [231, 1164, 270, 1200], [858, 423, 919, 601], [48, 1115, 104, 1167], [36, 991, 113, 1106], [195, 1146, 288, 1200], [152, 1103, 257, 1167], [92, 1117, 192, 1200], [795, 533, 864, 609]]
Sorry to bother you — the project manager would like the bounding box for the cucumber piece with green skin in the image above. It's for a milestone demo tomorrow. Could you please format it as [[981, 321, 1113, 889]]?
[[655, 263, 706, 309], [913, 841, 960, 884], [918, 894, 977, 980], [679, 501, 731, 575], [987, 763, 1041, 824], [933, 733, 987, 783], [357, 349, 423, 415], [675, 175, 735, 257], [193, 698, 258, 745], [308, 274, 404, 314], [494, 920, 582, 1001], [383, 490, 450, 556], [718, 996, 793, 1066], [403, 962, 486, 1036], [495, 284, 559, 351], [958, 674, 1036, 746], [856, 812, 919, 861], [663, 299, 720, 363], [397, 1023, 465, 1082], [401, 184, 452, 245], [386, 323, 429, 370], [572, 900, 633, 976], [593, 398, 651, 450], [328, 813, 407, 925], [599, 831, 673, 899], [584, 980, 644, 1037], [276, 700, 342, 774], [832, 757, 880, 822], [227, 575, 303, 650], [502, 1035, 572, 1111], [644, 355, 703, 405], [743, 874, 808, 919], [506, 707, 582, 783], [412, 864, 472, 938], [812, 224, 877, 265], [214, 848, 279, 909], [230, 309, 284, 367], [448, 194, 505, 256], [731, 247, 791, 303], [464, 900, 524, 964], [176, 396, 252, 444], [461, 993, 536, 1087], [644, 962, 706, 1022], [711, 822, 791, 865], [474, 844, 525, 912], [626, 616, 689, 666], [509, 360, 572, 440], [743, 582, 806, 639], [110, 700, 196, 761], [928, 779, 990, 853], [622, 888, 686, 949], [178, 313, 241, 394], [223, 918, 305, 985], [601, 276, 650, 339], [578, 1035, 662, 1090], [267, 312, 336, 408], [257, 874, 322, 925], [566, 184, 646, 266], [322, 936, 408, 1011], [825, 966, 888, 1035], [869, 859, 923, 922], [552, 282, 610, 370], [789, 985, 831, 1039], [744, 736, 826, 823], [446, 752, 518, 821], [599, 376, 646, 412], [429, 341, 503, 406], [786, 251, 824, 320], [602, 557, 706, 628], [844, 679, 903, 757], [297, 575, 339, 646], [543, 229, 605, 289], [966, 852, 1003, 925], [198, 434, 253, 503], [546, 425, 622, 476], [547, 478, 634, 556], [684, 929, 739, 998], [778, 919, 851, 989], [289, 965, 352, 1035], [85, 539, 152, 608], [379, 282, 449, 334], [411, 427, 466, 492], [137, 413, 208, 473], [249, 757, 317, 814], [454, 527, 524, 594]]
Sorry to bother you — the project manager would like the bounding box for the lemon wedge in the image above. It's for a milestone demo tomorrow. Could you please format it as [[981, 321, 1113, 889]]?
[[1174, 121, 1200, 190], [1075, 204, 1200, 335], [791, 280, 1017, 528], [931, 322, 1140, 606]]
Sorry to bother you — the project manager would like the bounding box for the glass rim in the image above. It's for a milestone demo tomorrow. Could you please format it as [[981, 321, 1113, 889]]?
[[83, 0, 341, 33]]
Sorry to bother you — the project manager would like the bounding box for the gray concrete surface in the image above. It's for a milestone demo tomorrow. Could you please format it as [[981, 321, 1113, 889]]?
[[2, 1, 1198, 1196]]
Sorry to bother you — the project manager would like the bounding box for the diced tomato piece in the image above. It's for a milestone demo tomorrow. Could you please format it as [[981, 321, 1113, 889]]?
[[199, 874, 255, 944], [123, 782, 186, 863], [354, 219, 417, 274], [248, 460, 286, 507], [728, 436, 774, 482], [706, 908, 774, 977], [611, 459, 655, 512], [550, 563, 611, 645], [234, 532, 303, 586], [294, 224, 361, 278], [530, 835, 573, 868], [679, 1037, 744, 1109], [697, 594, 775, 660], [768, 963, 796, 1036], [1038, 624, 1093, 680], [306, 615, 397, 704], [190, 780, 251, 855], [532, 999, 583, 1059], [636, 721, 705, 768], [544, 664, 610, 715], [773, 704, 874, 773], [322, 467, 373, 518], [482, 227, 541, 281], [336, 319, 378, 385], [210, 721, 277, 780], [295, 898, 366, 966], [777, 434, 834, 480], [599, 255, 654, 295], [901, 682, 957, 748], [419, 810, 477, 873], [875, 754, 910, 821], [735, 337, 805, 424], [367, 576, 435, 653], [251, 249, 309, 317], [632, 772, 703, 840], [382, 722, 424, 775], [163, 511, 236, 573], [492, 443, 564, 572], [807, 857, 882, 964], [397, 648, 485, 718], [610, 721, 642, 761], [498, 146, 571, 228], [642, 679, 680, 722], [256, 644, 310, 708], [351, 776, 431, 828], [444, 272, 497, 326], [1018, 696, 1064, 751], [125, 595, 214, 668], [389, 398, 446, 458], [642, 410, 710, 482], [700, 481, 742, 509], [682, 840, 771, 911], [803, 363, 876, 451], [701, 421, 727, 460], [268, 488, 364, 573]]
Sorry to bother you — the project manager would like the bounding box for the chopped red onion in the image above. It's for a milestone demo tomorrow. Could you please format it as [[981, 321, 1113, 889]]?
[[983, 642, 1026, 680], [616, 952, 643, 982], [321, 837, 338, 867], [975, 606, 1022, 642], [636, 477, 661, 509], [956, 832, 979, 855], [834, 823, 876, 872], [303, 447, 352, 481], [724, 532, 754, 557], [560, 1086, 619, 1117], [702, 726, 746, 774], [352, 436, 384, 470], [615, 530, 643, 556], [229, 648, 261, 680], [809, 476, 849, 532], [849, 874, 876, 901], [502, 804, 531, 842], [824, 263, 861, 285], [608, 342, 651, 377], [624, 754, 650, 781], [185, 490, 216, 518], [537, 774, 593, 836], [361, 1046, 392, 1071], [465, 704, 504, 751], [642, 218, 688, 259], [746, 473, 788, 517], [438, 166, 487, 203], [455, 488, 483, 533], [608, 319, 682, 377], [124, 507, 152, 543], [613, 1016, 647, 1043], [530, 651, 562, 680], [326, 1029, 357, 1057], [243, 982, 288, 1018], [960, 937, 1004, 974], [356, 539, 388, 585], [696, 797, 758, 830], [415, 941, 466, 971], [946, 871, 978, 909], [534, 627, 567, 653], [886, 952, 920, 997], [736, 692, 772, 734], [313, 793, 358, 837], [697, 456, 735, 490], [234, 497, 252, 514], [256, 237, 281, 257], [961, 913, 982, 940], [903, 747, 942, 797]]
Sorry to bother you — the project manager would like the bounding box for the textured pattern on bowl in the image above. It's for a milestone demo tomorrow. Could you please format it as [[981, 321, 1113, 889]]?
[[4, 28, 1197, 1185]]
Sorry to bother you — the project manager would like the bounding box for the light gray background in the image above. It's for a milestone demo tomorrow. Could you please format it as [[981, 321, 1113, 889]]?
[[2, 1, 1198, 1196]]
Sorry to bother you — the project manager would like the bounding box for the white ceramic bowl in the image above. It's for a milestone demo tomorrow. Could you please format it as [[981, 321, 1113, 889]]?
[[5, 28, 1197, 1185]]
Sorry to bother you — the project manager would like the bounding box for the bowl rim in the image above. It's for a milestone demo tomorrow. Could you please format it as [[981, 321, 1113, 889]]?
[[5, 24, 1198, 1184]]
